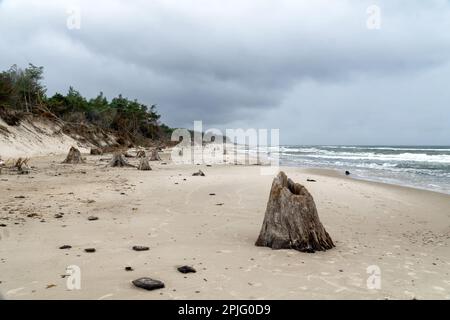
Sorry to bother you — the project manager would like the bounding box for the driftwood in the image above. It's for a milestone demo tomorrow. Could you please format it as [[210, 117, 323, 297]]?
[[15, 158, 30, 174], [137, 157, 151, 171], [62, 147, 85, 164], [149, 149, 161, 161], [1, 157, 30, 175], [255, 171, 334, 253], [109, 153, 134, 167], [192, 170, 205, 176]]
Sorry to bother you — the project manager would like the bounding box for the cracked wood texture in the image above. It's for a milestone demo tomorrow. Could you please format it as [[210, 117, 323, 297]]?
[[255, 171, 334, 253]]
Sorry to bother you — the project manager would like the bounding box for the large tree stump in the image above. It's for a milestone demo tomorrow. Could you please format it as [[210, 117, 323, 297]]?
[[109, 153, 134, 167], [62, 147, 85, 164], [137, 157, 151, 171], [255, 171, 334, 253], [149, 148, 161, 161]]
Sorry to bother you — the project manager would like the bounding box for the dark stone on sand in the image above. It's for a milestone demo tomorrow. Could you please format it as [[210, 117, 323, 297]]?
[[59, 245, 72, 249], [307, 179, 316, 182], [132, 245, 149, 251], [84, 248, 96, 253], [209, 193, 216, 196], [14, 196, 25, 199], [132, 277, 165, 291], [345, 171, 351, 175], [87, 216, 99, 221], [54, 213, 63, 219], [125, 266, 134, 271], [192, 170, 205, 177], [0, 224, 7, 227], [177, 265, 197, 274]]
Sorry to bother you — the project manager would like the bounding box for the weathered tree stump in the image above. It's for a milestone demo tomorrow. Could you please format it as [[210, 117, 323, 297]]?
[[137, 157, 151, 171], [255, 171, 334, 253], [90, 148, 102, 155], [149, 148, 161, 161], [109, 153, 134, 167], [62, 147, 85, 164], [136, 150, 146, 158]]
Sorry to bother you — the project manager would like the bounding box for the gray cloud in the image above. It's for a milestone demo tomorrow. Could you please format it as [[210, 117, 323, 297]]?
[[1, 0, 449, 144]]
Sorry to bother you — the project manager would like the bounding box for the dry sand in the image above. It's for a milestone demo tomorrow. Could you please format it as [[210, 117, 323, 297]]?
[[0, 149, 449, 300]]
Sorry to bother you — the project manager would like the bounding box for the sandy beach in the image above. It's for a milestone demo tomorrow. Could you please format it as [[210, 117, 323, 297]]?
[[1, 149, 449, 300]]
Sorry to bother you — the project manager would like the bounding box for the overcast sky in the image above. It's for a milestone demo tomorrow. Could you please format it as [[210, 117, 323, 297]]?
[[1, 0, 449, 145]]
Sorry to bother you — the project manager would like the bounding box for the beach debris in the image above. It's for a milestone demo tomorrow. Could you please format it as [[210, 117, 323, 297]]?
[[137, 157, 152, 171], [136, 150, 146, 158], [215, 203, 224, 206], [132, 277, 165, 291], [209, 193, 216, 196], [345, 171, 351, 176], [14, 195, 26, 199], [132, 245, 149, 251], [307, 179, 316, 182], [87, 216, 99, 221], [90, 148, 102, 155], [15, 158, 30, 174], [54, 213, 63, 219], [59, 245, 72, 250], [149, 148, 161, 161], [177, 265, 197, 274], [0, 224, 7, 227], [46, 284, 57, 289], [62, 147, 85, 164], [255, 171, 334, 253], [125, 266, 134, 271], [192, 170, 205, 177], [109, 153, 134, 167], [84, 248, 96, 253]]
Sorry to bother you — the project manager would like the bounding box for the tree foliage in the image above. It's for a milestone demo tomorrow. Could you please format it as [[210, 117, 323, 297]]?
[[0, 64, 172, 141]]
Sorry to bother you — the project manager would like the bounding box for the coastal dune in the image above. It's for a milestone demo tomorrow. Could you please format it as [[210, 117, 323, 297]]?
[[0, 150, 449, 300]]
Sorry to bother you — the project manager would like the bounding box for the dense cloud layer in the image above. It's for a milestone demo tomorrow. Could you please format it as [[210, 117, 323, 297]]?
[[1, 0, 449, 144]]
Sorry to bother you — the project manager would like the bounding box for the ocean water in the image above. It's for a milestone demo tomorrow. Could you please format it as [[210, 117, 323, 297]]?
[[276, 145, 450, 194]]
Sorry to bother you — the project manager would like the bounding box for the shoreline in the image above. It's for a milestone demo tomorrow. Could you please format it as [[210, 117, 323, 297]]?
[[299, 166, 450, 197]]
